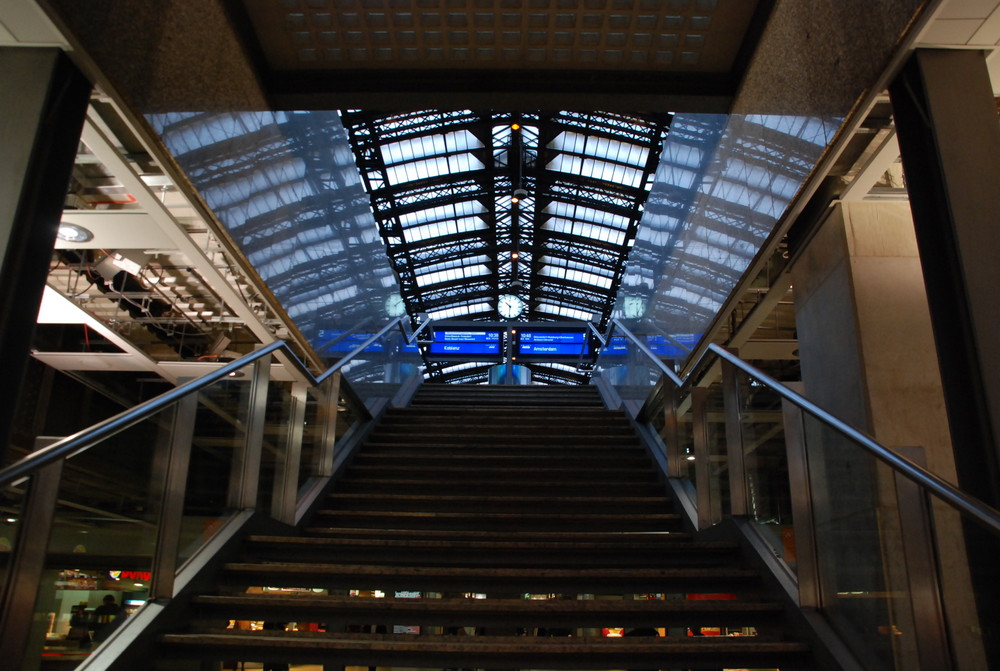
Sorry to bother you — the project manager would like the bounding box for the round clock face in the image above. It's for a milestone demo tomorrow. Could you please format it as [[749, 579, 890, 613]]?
[[384, 294, 407, 317], [622, 295, 646, 319], [498, 293, 525, 318]]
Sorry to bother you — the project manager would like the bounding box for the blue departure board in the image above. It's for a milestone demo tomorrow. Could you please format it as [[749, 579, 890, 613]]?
[[517, 331, 590, 356], [317, 330, 385, 353], [429, 330, 501, 356]]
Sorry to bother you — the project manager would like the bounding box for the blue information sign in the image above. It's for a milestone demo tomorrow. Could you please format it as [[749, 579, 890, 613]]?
[[601, 333, 701, 357], [429, 330, 501, 356], [518, 331, 589, 356], [317, 330, 385, 353]]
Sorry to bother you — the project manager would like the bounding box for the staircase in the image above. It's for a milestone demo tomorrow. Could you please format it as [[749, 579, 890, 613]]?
[[159, 384, 812, 670]]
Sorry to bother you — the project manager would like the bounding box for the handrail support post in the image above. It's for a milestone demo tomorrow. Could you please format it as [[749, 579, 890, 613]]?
[[894, 446, 955, 671], [227, 352, 271, 510], [721, 355, 749, 517], [272, 382, 308, 525], [0, 439, 63, 671], [692, 386, 713, 530], [317, 372, 342, 478], [781, 395, 821, 609], [149, 393, 198, 599]]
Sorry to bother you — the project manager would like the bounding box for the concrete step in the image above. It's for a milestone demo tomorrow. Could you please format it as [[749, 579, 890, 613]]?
[[220, 561, 761, 594], [307, 509, 683, 532], [332, 478, 666, 497], [322, 492, 672, 514], [358, 442, 648, 456], [297, 527, 695, 542], [242, 535, 740, 568], [342, 463, 661, 482], [349, 453, 652, 470], [160, 630, 809, 670], [190, 593, 784, 629], [368, 433, 638, 446]]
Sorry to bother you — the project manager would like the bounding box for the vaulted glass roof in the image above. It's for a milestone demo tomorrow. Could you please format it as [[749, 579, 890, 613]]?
[[340, 109, 670, 382], [146, 108, 837, 386]]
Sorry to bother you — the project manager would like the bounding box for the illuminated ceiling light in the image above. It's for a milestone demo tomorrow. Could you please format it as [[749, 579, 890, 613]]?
[[511, 123, 521, 131], [686, 455, 696, 461], [511, 251, 519, 259], [56, 223, 94, 243]]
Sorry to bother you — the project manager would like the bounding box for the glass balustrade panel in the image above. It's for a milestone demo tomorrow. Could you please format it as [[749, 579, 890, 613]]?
[[297, 384, 326, 491], [593, 330, 679, 408], [25, 409, 167, 668], [258, 381, 294, 513], [0, 483, 26, 615], [739, 371, 796, 572], [674, 390, 696, 500], [704, 380, 729, 526], [800, 413, 917, 670], [176, 360, 257, 564], [926, 498, 994, 669], [332, 327, 420, 410]]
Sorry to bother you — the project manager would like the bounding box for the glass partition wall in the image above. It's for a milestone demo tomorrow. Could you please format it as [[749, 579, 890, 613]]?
[[592, 342, 995, 671], [0, 347, 374, 671]]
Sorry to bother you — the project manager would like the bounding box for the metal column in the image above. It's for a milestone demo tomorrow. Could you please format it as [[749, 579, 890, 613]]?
[[890, 48, 1000, 664], [721, 358, 748, 517], [227, 354, 271, 510], [149, 393, 198, 599], [0, 49, 90, 463], [691, 386, 713, 530], [0, 439, 63, 671], [273, 382, 308, 524]]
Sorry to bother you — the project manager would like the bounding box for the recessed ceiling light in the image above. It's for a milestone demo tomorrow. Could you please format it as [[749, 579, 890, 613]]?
[[56, 223, 94, 243]]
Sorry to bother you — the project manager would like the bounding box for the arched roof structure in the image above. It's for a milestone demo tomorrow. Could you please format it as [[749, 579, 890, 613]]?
[[341, 109, 670, 382]]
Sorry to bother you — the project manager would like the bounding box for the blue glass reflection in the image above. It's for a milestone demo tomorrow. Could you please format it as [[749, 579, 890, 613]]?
[[606, 113, 840, 373], [145, 111, 403, 357]]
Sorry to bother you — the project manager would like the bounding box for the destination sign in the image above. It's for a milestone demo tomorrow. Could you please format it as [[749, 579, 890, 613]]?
[[317, 330, 385, 353], [429, 342, 501, 355], [438, 331, 500, 342], [428, 330, 502, 356], [518, 331, 587, 344], [519, 342, 590, 356]]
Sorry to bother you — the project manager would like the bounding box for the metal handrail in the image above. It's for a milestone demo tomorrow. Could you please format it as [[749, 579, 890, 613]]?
[[602, 317, 1000, 535], [708, 344, 1000, 535], [0, 316, 412, 489]]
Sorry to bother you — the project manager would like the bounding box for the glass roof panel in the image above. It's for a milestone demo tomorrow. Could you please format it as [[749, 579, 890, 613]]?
[[415, 264, 490, 288], [145, 110, 402, 357], [607, 112, 841, 368], [146, 106, 840, 385]]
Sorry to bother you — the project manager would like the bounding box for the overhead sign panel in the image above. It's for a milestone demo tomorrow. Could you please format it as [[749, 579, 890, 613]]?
[[429, 330, 501, 356], [518, 330, 590, 356]]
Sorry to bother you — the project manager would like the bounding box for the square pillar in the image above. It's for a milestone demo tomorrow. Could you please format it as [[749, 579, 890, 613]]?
[[0, 48, 90, 463]]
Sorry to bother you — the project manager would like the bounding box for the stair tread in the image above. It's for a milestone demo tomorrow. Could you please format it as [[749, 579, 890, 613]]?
[[193, 594, 778, 614], [336, 477, 660, 488], [224, 562, 756, 579], [303, 527, 691, 543], [345, 465, 657, 473], [246, 535, 733, 551], [162, 630, 807, 654], [154, 390, 812, 668], [312, 510, 679, 521], [325, 494, 669, 503]]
